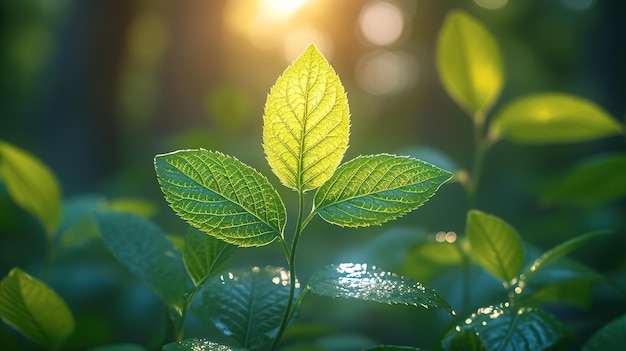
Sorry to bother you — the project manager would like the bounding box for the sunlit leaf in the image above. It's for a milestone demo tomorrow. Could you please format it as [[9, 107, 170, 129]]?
[[263, 43, 350, 192], [442, 303, 565, 351], [466, 210, 524, 283], [313, 154, 452, 227], [436, 10, 504, 116], [93, 211, 191, 310], [544, 154, 626, 206], [162, 338, 249, 351], [521, 231, 611, 283], [490, 93, 622, 144], [192, 266, 299, 349], [155, 149, 286, 247], [0, 141, 62, 235], [583, 313, 626, 351], [0, 268, 74, 349], [307, 263, 453, 314], [183, 227, 237, 285]]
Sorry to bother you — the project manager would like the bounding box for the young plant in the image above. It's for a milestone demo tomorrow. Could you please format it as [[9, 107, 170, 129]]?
[[149, 44, 453, 349], [432, 10, 626, 351]]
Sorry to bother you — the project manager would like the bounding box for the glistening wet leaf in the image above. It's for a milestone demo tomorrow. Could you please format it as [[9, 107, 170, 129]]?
[[307, 263, 453, 314], [442, 302, 565, 351], [191, 266, 300, 349]]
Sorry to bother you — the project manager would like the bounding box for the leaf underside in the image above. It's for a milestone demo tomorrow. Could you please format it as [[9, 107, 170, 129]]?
[[263, 43, 350, 192], [192, 266, 299, 349], [466, 210, 524, 283], [155, 149, 286, 247], [307, 263, 454, 315], [314, 154, 452, 227], [0, 268, 74, 349]]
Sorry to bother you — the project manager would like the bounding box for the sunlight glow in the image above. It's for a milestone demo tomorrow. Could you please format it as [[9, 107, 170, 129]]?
[[259, 0, 308, 19], [358, 1, 405, 46], [224, 0, 312, 49], [283, 27, 332, 62]]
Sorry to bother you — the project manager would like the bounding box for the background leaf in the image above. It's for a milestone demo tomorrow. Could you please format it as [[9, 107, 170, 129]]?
[[0, 268, 74, 349], [466, 210, 524, 283], [362, 346, 424, 351], [155, 149, 286, 247], [183, 227, 237, 285], [0, 141, 62, 235], [88, 344, 146, 351], [436, 10, 504, 116], [582, 313, 626, 351], [543, 154, 626, 206], [490, 93, 622, 144], [262, 43, 350, 192], [93, 211, 191, 310], [191, 266, 298, 349], [162, 338, 249, 351], [307, 263, 453, 314], [314, 154, 452, 227], [520, 231, 611, 283], [443, 304, 565, 351]]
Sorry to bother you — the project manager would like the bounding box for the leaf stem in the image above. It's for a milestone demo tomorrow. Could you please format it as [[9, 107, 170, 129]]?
[[271, 189, 307, 350]]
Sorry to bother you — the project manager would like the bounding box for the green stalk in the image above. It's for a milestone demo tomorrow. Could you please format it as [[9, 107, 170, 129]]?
[[271, 189, 307, 351]]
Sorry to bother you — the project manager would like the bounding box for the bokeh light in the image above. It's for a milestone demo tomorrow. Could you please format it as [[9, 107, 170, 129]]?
[[356, 50, 418, 95], [358, 1, 405, 46]]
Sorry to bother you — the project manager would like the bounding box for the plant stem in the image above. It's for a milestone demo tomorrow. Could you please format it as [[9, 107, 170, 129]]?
[[271, 189, 307, 351]]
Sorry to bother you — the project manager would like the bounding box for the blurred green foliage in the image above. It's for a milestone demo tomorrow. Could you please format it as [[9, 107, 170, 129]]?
[[1, 0, 625, 350]]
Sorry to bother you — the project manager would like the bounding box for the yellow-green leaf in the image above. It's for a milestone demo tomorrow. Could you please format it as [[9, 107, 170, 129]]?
[[0, 141, 62, 235], [0, 268, 74, 349], [466, 210, 524, 284], [490, 93, 622, 144], [263, 44, 350, 192], [436, 10, 504, 117]]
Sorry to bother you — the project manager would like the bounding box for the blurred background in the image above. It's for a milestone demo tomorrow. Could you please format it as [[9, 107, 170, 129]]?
[[1, 0, 625, 350]]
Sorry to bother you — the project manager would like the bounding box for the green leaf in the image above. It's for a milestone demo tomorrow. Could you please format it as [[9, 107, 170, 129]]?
[[363, 346, 424, 351], [93, 211, 191, 310], [443, 304, 565, 351], [436, 10, 504, 116], [0, 141, 62, 235], [162, 338, 249, 351], [191, 266, 299, 349], [583, 313, 626, 351], [490, 93, 622, 144], [466, 210, 524, 283], [307, 263, 453, 314], [544, 154, 626, 206], [88, 344, 146, 351], [263, 43, 350, 192], [155, 149, 286, 247], [520, 231, 611, 283], [183, 227, 237, 285], [313, 154, 452, 227], [0, 268, 74, 349]]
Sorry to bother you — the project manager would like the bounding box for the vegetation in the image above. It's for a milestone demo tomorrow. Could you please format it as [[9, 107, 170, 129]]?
[[1, 8, 625, 351]]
